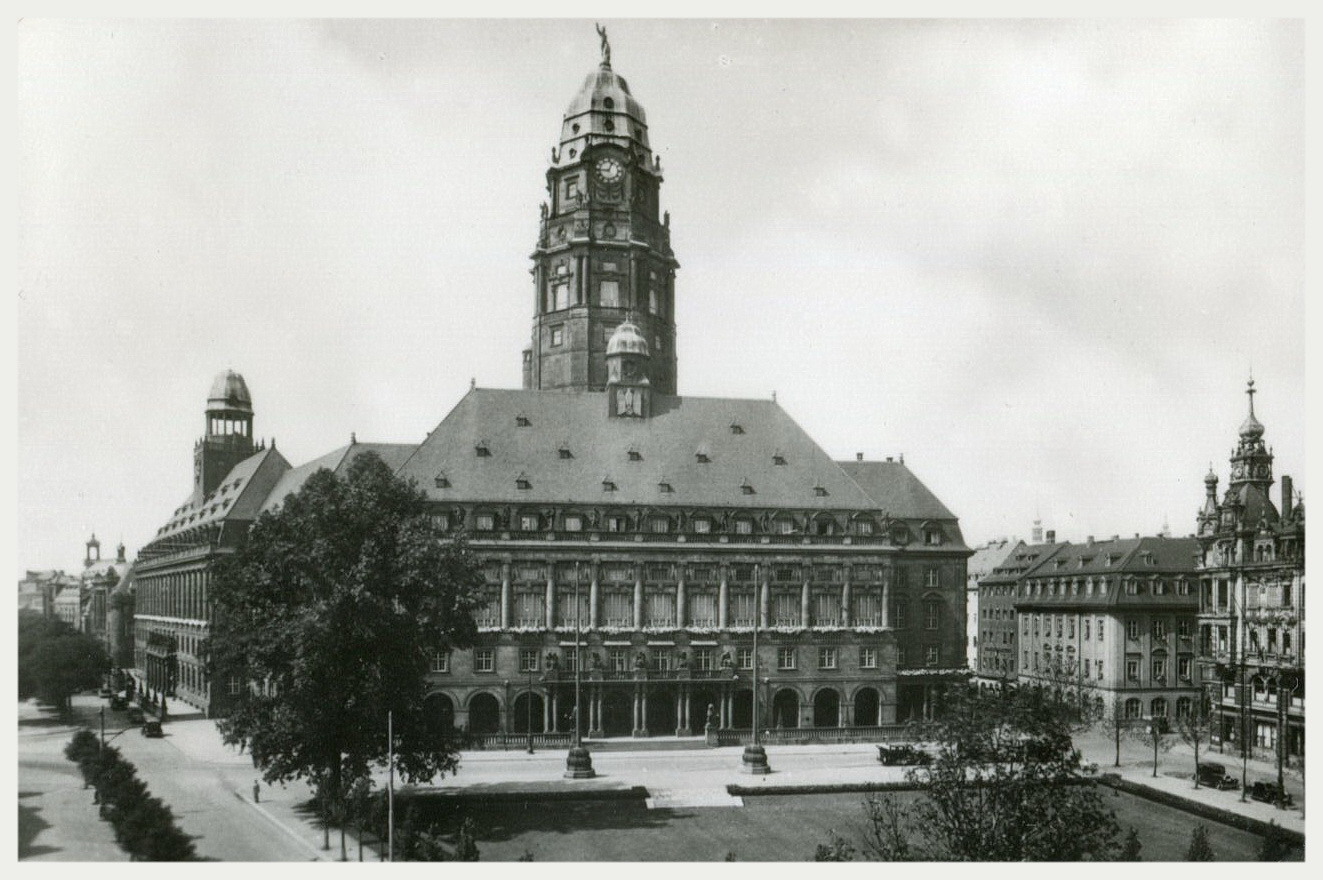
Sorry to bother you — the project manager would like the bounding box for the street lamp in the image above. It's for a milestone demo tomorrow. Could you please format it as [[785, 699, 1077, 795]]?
[[565, 561, 595, 778], [742, 562, 770, 774]]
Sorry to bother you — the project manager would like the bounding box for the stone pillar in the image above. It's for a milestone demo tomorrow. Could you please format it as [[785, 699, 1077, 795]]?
[[759, 576, 770, 629], [676, 573, 687, 629], [589, 561, 600, 630], [882, 569, 891, 628], [551, 689, 561, 732], [543, 693, 551, 733], [675, 690, 684, 735], [841, 573, 851, 627], [633, 688, 641, 732], [801, 577, 811, 628], [640, 688, 649, 737], [634, 568, 644, 631], [546, 565, 556, 631], [500, 562, 512, 629], [718, 567, 729, 629]]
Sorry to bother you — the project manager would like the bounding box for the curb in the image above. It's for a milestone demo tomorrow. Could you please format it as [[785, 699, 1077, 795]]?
[[403, 785, 650, 804]]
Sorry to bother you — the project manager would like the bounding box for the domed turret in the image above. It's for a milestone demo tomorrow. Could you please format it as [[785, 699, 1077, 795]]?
[[196, 369, 256, 496], [606, 320, 649, 357], [208, 370, 253, 413], [554, 25, 651, 167]]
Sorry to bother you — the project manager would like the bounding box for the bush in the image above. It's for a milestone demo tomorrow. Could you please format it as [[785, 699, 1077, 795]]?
[[1186, 825, 1215, 861], [1258, 822, 1295, 861]]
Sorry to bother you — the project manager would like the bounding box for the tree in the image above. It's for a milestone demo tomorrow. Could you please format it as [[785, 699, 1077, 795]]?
[[1175, 694, 1213, 788], [1120, 827, 1143, 861], [1145, 716, 1174, 778], [1257, 822, 1294, 861], [208, 452, 483, 861], [1185, 825, 1215, 861], [22, 618, 109, 713], [830, 686, 1120, 861]]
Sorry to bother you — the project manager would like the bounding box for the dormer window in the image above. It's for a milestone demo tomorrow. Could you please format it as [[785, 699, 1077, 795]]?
[[695, 447, 711, 464], [475, 441, 491, 457], [813, 485, 828, 497], [741, 480, 756, 495], [658, 481, 674, 494], [515, 475, 532, 490], [434, 472, 450, 489], [515, 414, 531, 427], [602, 478, 617, 492], [558, 444, 573, 459], [924, 527, 942, 546], [856, 520, 874, 536], [772, 453, 787, 466], [730, 423, 745, 435], [627, 448, 642, 462]]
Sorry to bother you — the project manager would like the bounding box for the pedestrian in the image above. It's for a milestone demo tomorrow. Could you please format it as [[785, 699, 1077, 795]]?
[[253, 780, 261, 803]]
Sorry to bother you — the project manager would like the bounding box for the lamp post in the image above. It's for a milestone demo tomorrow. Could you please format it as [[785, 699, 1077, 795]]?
[[742, 562, 770, 774], [565, 561, 595, 778], [1273, 670, 1300, 809], [527, 666, 535, 754]]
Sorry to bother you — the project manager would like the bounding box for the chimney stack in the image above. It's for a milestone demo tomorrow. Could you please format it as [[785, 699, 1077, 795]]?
[[1282, 475, 1294, 519], [856, 452, 863, 462], [1045, 529, 1056, 543]]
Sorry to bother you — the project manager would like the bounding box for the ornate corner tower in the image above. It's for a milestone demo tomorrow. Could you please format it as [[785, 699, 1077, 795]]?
[[1227, 378, 1274, 491], [194, 370, 255, 496], [523, 27, 679, 395]]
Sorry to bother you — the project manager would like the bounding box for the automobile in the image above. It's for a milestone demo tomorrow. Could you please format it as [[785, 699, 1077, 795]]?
[[109, 695, 128, 711], [878, 744, 933, 766], [126, 706, 145, 724], [141, 720, 164, 738], [1195, 761, 1239, 790], [1248, 781, 1294, 807]]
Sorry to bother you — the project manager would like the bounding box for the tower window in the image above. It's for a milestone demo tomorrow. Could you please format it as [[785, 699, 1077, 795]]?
[[603, 97, 614, 110], [603, 119, 615, 132], [553, 284, 569, 311], [599, 281, 620, 307], [550, 325, 564, 346], [475, 441, 491, 457], [565, 178, 579, 199]]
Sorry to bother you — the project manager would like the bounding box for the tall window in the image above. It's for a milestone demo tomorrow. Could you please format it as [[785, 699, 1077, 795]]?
[[859, 647, 877, 669], [609, 648, 628, 671], [515, 593, 545, 628], [772, 592, 800, 627], [519, 649, 538, 672], [1126, 658, 1139, 681], [430, 652, 450, 673], [694, 648, 714, 671], [475, 649, 494, 673], [1152, 619, 1167, 640], [645, 591, 676, 628], [737, 647, 753, 670], [925, 645, 939, 666], [818, 647, 837, 669], [599, 280, 620, 307], [731, 592, 757, 627], [1151, 656, 1167, 682], [476, 594, 501, 628], [1124, 698, 1142, 719], [852, 591, 881, 626], [1178, 656, 1193, 680], [893, 599, 909, 629], [924, 601, 940, 630], [603, 592, 633, 627], [777, 647, 796, 670], [557, 591, 590, 629], [1095, 659, 1104, 680], [687, 592, 717, 628], [1127, 619, 1139, 641], [813, 592, 840, 626], [1097, 617, 1105, 640], [652, 649, 672, 672], [1150, 697, 1168, 718]]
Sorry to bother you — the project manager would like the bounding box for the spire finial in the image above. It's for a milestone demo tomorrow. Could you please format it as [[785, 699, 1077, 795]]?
[[596, 22, 611, 68], [1246, 375, 1256, 417]]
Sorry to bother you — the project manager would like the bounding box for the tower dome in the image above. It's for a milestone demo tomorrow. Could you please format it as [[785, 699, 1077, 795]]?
[[1238, 377, 1264, 440], [555, 26, 651, 167], [208, 370, 253, 413], [606, 320, 650, 358]]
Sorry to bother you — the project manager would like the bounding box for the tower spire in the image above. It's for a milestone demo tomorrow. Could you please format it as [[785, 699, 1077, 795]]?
[[1246, 375, 1256, 418]]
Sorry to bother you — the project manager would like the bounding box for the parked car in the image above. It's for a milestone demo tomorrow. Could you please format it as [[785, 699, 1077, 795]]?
[[1195, 761, 1239, 790], [109, 695, 128, 711], [126, 706, 145, 724], [1248, 780, 1293, 806], [878, 744, 933, 766], [141, 720, 164, 738]]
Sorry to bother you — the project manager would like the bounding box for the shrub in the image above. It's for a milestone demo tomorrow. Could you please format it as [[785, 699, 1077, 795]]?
[[1186, 825, 1215, 861]]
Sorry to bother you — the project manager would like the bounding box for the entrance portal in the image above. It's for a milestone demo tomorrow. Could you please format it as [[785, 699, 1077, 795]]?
[[646, 685, 677, 734], [511, 692, 545, 734], [468, 692, 500, 734], [854, 687, 880, 727], [772, 688, 800, 729], [813, 688, 840, 728], [602, 690, 633, 737]]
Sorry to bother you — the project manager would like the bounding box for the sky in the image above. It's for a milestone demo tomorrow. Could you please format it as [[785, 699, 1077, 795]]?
[[16, 17, 1307, 576]]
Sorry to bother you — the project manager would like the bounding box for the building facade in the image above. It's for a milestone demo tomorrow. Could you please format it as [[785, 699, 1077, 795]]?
[[966, 538, 1023, 670], [1195, 380, 1305, 763], [974, 539, 1062, 687]]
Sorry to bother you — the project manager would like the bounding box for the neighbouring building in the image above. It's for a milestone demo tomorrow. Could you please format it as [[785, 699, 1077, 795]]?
[[18, 569, 78, 617], [1196, 380, 1305, 764], [1013, 535, 1202, 723], [966, 538, 1023, 669], [124, 34, 970, 730], [974, 538, 1063, 688]]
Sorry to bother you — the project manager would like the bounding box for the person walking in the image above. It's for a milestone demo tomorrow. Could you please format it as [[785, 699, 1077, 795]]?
[[253, 780, 261, 803]]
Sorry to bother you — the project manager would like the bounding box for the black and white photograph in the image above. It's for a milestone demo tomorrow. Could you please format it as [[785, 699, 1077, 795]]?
[[16, 14, 1307, 863]]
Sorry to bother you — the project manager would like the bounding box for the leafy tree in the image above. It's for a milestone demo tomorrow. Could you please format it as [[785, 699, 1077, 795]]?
[[1120, 827, 1143, 861], [208, 452, 483, 864], [1185, 824, 1215, 861], [1145, 716, 1174, 778], [19, 611, 108, 711], [831, 686, 1120, 861], [454, 816, 480, 862], [1257, 822, 1295, 861], [1175, 694, 1213, 788]]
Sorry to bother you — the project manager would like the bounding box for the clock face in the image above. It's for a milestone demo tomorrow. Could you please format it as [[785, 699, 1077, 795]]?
[[595, 157, 624, 184], [1232, 464, 1245, 478]]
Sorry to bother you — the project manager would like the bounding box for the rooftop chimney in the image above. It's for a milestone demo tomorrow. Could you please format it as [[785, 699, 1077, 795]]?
[[1045, 529, 1056, 543], [1086, 535, 1094, 546], [856, 452, 863, 462], [1282, 475, 1294, 519]]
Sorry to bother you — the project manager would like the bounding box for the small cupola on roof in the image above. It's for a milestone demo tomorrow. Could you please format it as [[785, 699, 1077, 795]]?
[[605, 319, 651, 419]]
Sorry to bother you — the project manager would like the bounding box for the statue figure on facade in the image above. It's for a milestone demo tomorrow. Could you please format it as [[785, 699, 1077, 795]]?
[[634, 651, 647, 669], [591, 651, 604, 670], [677, 651, 690, 670], [705, 703, 718, 732], [720, 651, 734, 670], [546, 651, 560, 670], [596, 22, 611, 67]]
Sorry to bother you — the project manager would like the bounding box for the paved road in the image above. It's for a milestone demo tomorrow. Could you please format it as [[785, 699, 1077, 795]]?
[[18, 696, 328, 862]]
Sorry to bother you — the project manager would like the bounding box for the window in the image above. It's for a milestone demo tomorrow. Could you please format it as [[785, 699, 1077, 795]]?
[[645, 591, 676, 628], [1127, 619, 1140, 641], [926, 569, 940, 588], [695, 450, 710, 464], [925, 645, 939, 666], [1068, 618, 1075, 638], [777, 647, 796, 670], [649, 516, 670, 533], [550, 325, 564, 346], [860, 647, 877, 669], [519, 514, 539, 531], [772, 592, 800, 627], [475, 442, 491, 458], [564, 514, 583, 532], [603, 592, 633, 627], [1098, 618, 1105, 640], [694, 648, 714, 671], [897, 645, 908, 666], [652, 649, 672, 672], [1152, 619, 1167, 640], [599, 280, 620, 307], [856, 520, 874, 536], [475, 649, 494, 673], [475, 513, 495, 531], [627, 448, 642, 462], [731, 592, 756, 627], [818, 647, 837, 669], [740, 481, 756, 495], [1151, 657, 1167, 682], [1083, 619, 1090, 640], [434, 474, 451, 489], [924, 528, 942, 546], [553, 284, 569, 311], [430, 652, 450, 673], [1150, 697, 1168, 718], [1095, 659, 1104, 680], [609, 649, 628, 672], [735, 519, 753, 535], [1124, 698, 1142, 720], [1126, 658, 1140, 681], [924, 601, 940, 630], [1176, 697, 1192, 719], [519, 649, 538, 672], [738, 648, 754, 670], [772, 453, 787, 466], [602, 479, 618, 493], [228, 675, 243, 696], [688, 592, 717, 627], [515, 593, 545, 628], [814, 485, 829, 498], [693, 518, 711, 534], [777, 518, 795, 535], [1178, 656, 1192, 680], [565, 178, 579, 199]]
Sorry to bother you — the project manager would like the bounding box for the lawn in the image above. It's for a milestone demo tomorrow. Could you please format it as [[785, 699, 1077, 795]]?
[[409, 788, 1293, 861]]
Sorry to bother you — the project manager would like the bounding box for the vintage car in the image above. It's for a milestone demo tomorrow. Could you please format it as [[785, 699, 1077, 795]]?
[[1248, 780, 1294, 807], [877, 743, 934, 766], [141, 719, 164, 738], [126, 706, 145, 724], [1195, 761, 1239, 790]]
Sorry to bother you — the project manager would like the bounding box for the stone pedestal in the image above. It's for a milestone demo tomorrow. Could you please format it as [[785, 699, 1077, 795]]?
[[741, 743, 771, 775], [564, 745, 596, 779]]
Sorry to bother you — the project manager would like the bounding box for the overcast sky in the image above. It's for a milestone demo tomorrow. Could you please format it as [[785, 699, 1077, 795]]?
[[16, 18, 1306, 576]]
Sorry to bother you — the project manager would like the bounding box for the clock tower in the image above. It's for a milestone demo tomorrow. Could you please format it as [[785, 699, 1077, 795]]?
[[1227, 377, 1274, 492], [523, 28, 679, 395]]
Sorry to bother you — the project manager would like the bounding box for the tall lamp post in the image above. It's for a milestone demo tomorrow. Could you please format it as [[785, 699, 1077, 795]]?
[[565, 561, 595, 778], [742, 563, 770, 774]]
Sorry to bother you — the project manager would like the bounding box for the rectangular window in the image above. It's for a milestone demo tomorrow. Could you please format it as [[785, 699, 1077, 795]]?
[[609, 648, 628, 672], [1126, 658, 1139, 681], [550, 325, 564, 346], [1177, 619, 1192, 639], [777, 647, 796, 670], [897, 645, 908, 666], [818, 647, 837, 669], [228, 675, 242, 696], [1178, 656, 1193, 680], [519, 649, 538, 672], [687, 592, 717, 628], [1098, 617, 1105, 640], [645, 591, 676, 628], [694, 648, 714, 671], [564, 515, 583, 532], [430, 651, 450, 673], [603, 592, 633, 628], [851, 591, 881, 626], [1151, 657, 1167, 682], [515, 592, 546, 628], [519, 514, 539, 532], [649, 517, 670, 534], [893, 600, 909, 630], [731, 592, 757, 627], [1152, 619, 1167, 640], [737, 647, 753, 670], [772, 592, 800, 627], [925, 645, 939, 667], [692, 518, 712, 534], [1096, 659, 1104, 680], [926, 568, 940, 588], [475, 513, 495, 531], [599, 280, 620, 307], [1068, 618, 1075, 638], [1127, 619, 1139, 641], [924, 601, 940, 630], [1083, 619, 1090, 640], [605, 515, 625, 533], [735, 519, 753, 535], [475, 649, 494, 673], [650, 649, 672, 672], [860, 647, 877, 669], [812, 592, 840, 626], [557, 591, 590, 629], [553, 284, 569, 311]]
